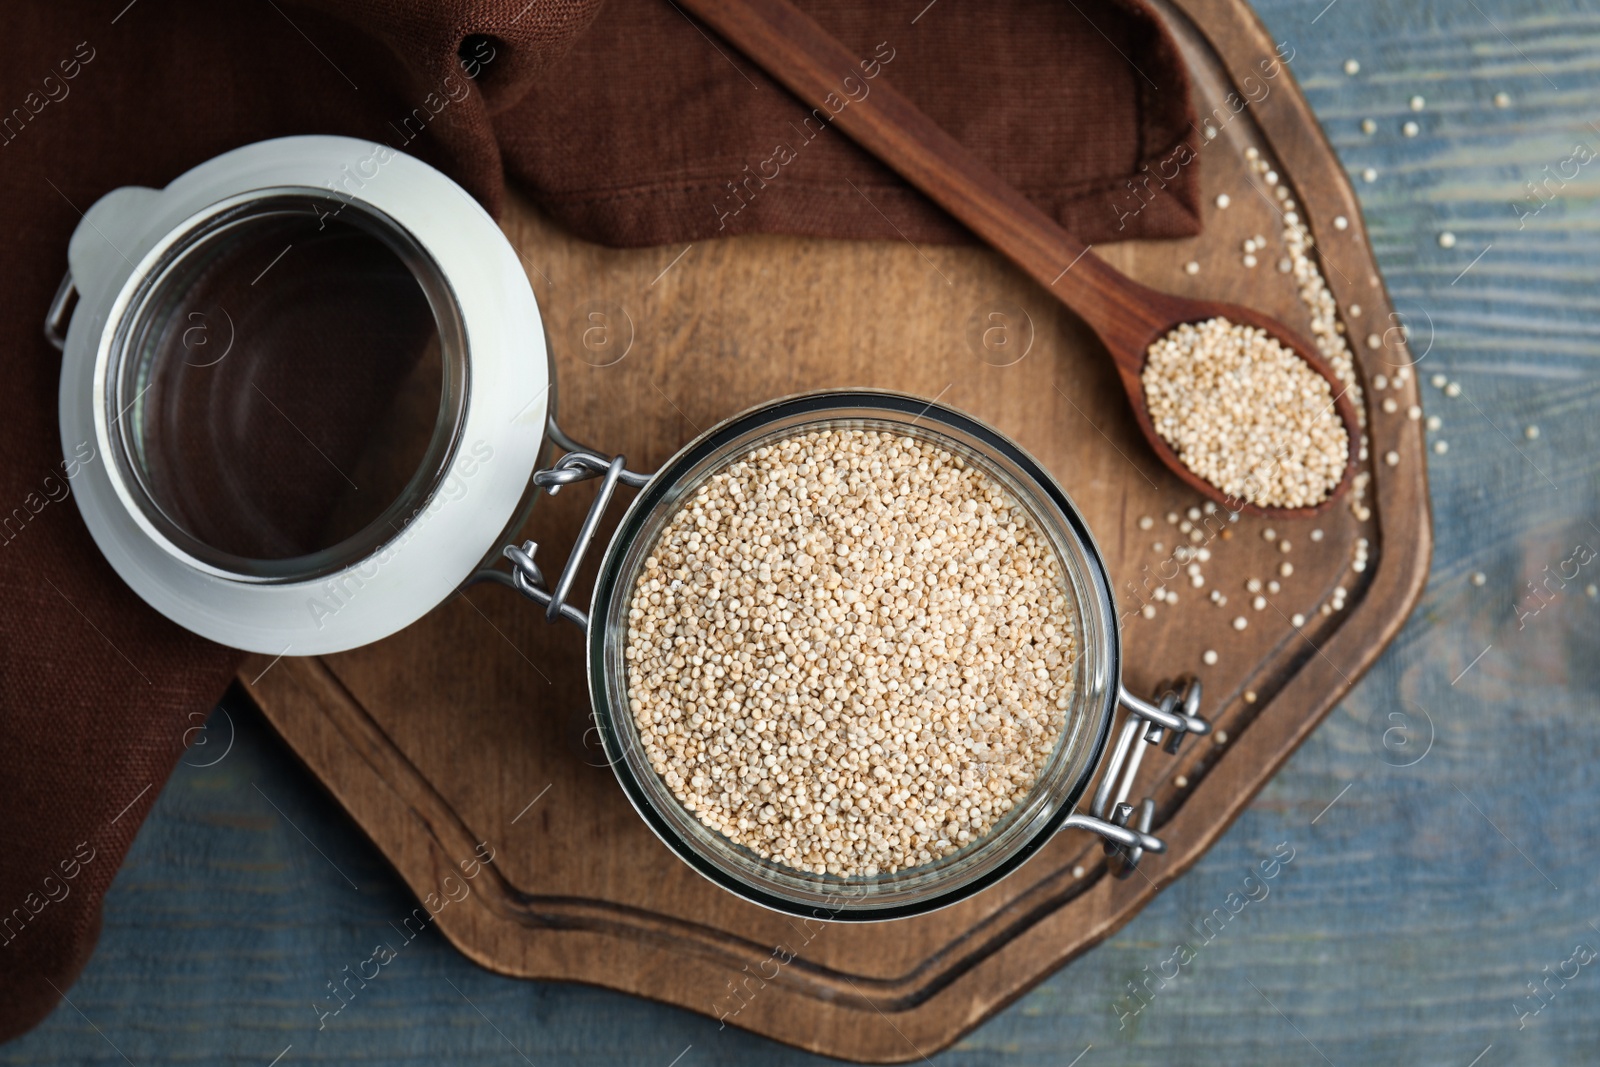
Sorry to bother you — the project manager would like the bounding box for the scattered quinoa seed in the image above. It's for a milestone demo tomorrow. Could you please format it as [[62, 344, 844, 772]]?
[[1434, 440, 1449, 454], [1216, 193, 1231, 209], [1334, 215, 1349, 230], [1185, 260, 1200, 276], [1343, 59, 1360, 75], [1471, 572, 1487, 587], [1361, 118, 1377, 135], [1410, 95, 1425, 111], [1494, 91, 1511, 108], [1525, 425, 1540, 440], [1203, 649, 1218, 665], [1242, 146, 1367, 519], [625, 427, 1075, 878], [1403, 121, 1419, 137], [1438, 232, 1457, 248]]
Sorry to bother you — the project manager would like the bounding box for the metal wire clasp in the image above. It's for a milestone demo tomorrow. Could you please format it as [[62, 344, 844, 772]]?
[[501, 421, 653, 629], [44, 272, 76, 352], [1061, 676, 1209, 878]]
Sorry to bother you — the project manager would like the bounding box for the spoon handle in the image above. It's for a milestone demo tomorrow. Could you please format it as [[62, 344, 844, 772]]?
[[677, 0, 1165, 363]]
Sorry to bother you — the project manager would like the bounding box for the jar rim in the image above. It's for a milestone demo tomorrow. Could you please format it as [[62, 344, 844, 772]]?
[[102, 188, 471, 583], [585, 390, 1120, 920]]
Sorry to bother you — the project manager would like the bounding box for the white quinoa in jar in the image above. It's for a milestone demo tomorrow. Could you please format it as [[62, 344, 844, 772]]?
[[624, 427, 1075, 877]]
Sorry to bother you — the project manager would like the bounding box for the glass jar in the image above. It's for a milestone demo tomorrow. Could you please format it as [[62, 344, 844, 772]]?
[[587, 392, 1119, 918], [510, 390, 1208, 918], [52, 136, 1207, 921]]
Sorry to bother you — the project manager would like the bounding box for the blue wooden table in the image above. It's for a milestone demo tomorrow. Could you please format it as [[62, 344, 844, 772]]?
[[7, 0, 1600, 1062]]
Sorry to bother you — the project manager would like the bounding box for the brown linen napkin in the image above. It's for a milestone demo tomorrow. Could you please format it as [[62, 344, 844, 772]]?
[[0, 0, 1198, 1040]]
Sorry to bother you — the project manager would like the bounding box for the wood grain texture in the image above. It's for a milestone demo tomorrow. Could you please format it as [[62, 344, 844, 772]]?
[[12, 1, 1600, 1066], [231, 0, 1430, 1059]]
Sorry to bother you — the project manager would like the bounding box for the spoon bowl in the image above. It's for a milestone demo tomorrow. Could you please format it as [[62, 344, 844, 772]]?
[[1103, 280, 1362, 517]]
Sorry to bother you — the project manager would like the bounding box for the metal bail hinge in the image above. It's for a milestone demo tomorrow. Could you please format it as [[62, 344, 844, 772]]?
[[1063, 676, 1208, 879], [501, 421, 653, 630]]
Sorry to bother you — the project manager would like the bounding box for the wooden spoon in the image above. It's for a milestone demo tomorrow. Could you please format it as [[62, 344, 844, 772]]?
[[675, 0, 1361, 518]]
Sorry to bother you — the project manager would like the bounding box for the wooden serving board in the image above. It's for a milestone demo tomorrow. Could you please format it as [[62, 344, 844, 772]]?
[[241, 0, 1430, 1060]]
